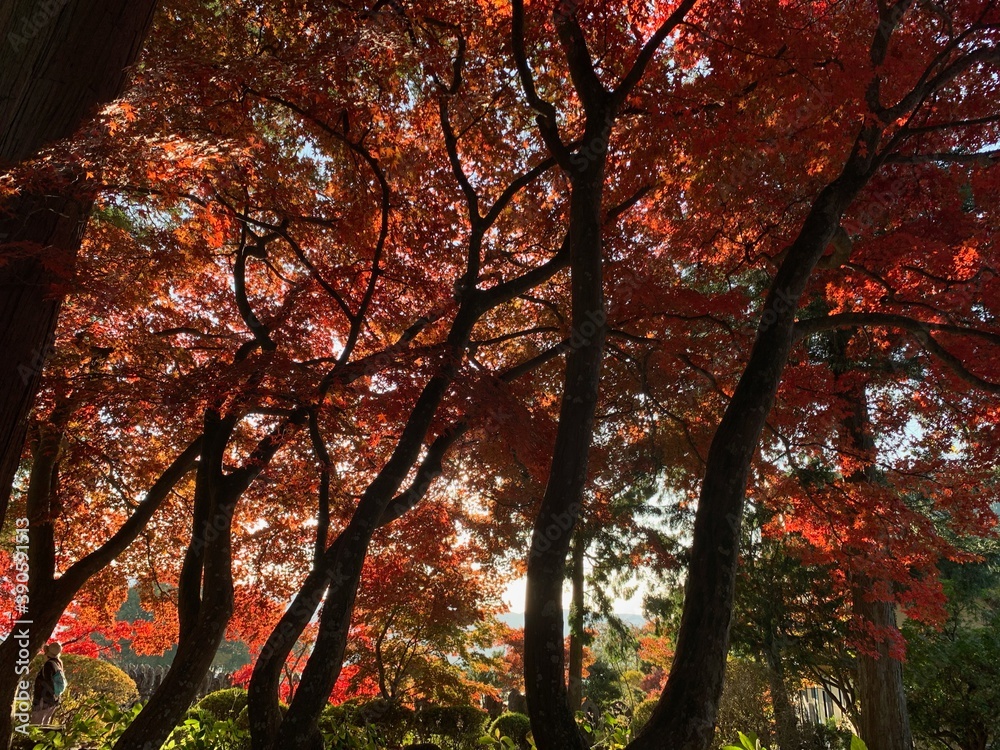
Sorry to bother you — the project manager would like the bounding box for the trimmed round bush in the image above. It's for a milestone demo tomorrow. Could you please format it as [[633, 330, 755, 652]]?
[[63, 654, 139, 707], [630, 699, 657, 735], [30, 653, 138, 725], [414, 704, 488, 746], [195, 687, 248, 721], [489, 712, 532, 750]]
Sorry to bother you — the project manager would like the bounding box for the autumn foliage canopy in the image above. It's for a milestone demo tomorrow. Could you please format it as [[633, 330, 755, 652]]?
[[1, 0, 999, 749]]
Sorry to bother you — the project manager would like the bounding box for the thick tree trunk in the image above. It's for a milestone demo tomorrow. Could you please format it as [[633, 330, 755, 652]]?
[[567, 535, 587, 713], [833, 343, 913, 750], [0, 0, 158, 524], [113, 594, 234, 750], [628, 158, 873, 750], [524, 130, 608, 750], [853, 594, 912, 750], [0, 419, 62, 748]]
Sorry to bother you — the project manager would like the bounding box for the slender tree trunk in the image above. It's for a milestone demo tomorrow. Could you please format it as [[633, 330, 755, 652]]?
[[0, 434, 197, 749], [0, 0, 158, 524], [248, 565, 332, 750], [511, 2, 696, 745], [112, 405, 303, 750], [567, 535, 587, 713], [763, 643, 802, 750], [0, 421, 60, 748], [260, 259, 559, 748], [271, 307, 480, 750], [247, 421, 473, 749], [112, 415, 238, 750]]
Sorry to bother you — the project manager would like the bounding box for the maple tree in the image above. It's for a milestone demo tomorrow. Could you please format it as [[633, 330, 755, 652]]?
[[342, 507, 505, 705], [2, 2, 999, 750], [593, 3, 1000, 748]]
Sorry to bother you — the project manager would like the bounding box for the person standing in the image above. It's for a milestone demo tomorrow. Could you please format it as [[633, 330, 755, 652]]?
[[31, 642, 65, 726]]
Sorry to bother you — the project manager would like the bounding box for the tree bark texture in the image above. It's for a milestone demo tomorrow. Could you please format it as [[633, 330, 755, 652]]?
[[764, 644, 803, 750], [0, 0, 158, 525], [854, 594, 913, 750], [833, 333, 913, 750]]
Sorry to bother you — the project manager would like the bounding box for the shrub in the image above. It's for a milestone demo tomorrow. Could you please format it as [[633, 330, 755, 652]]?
[[798, 719, 853, 750], [28, 698, 142, 750], [166, 709, 250, 750], [353, 697, 415, 747], [414, 704, 488, 747], [318, 704, 383, 750], [195, 687, 248, 721], [319, 702, 350, 732], [488, 712, 532, 750], [714, 659, 773, 747], [29, 654, 138, 726], [629, 699, 657, 736]]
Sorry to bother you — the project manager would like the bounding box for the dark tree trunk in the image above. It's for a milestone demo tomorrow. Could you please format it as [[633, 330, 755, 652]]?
[[271, 307, 481, 750], [112, 414, 237, 750], [763, 644, 802, 750], [247, 421, 473, 750], [248, 565, 332, 750], [567, 535, 587, 713], [0, 420, 196, 749], [0, 421, 62, 748], [628, 148, 876, 750], [524, 126, 608, 750], [510, 3, 695, 747], [255, 228, 565, 749], [0, 0, 158, 524], [113, 409, 300, 750]]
